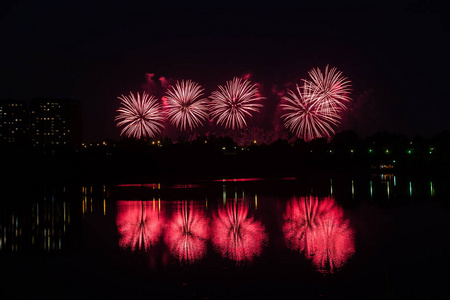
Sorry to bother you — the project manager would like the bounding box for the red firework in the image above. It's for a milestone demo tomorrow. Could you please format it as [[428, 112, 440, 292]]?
[[116, 201, 164, 251], [281, 81, 341, 141], [283, 196, 354, 273], [115, 91, 165, 139], [211, 201, 267, 263], [164, 201, 209, 264], [280, 66, 352, 141], [164, 80, 209, 131], [209, 77, 264, 130]]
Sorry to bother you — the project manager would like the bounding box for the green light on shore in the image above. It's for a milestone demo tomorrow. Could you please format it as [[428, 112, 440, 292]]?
[[430, 181, 435, 197]]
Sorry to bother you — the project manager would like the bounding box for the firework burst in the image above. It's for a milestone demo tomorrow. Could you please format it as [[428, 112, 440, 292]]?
[[280, 66, 352, 141], [280, 81, 341, 141], [115, 91, 165, 139], [307, 65, 352, 111], [209, 77, 264, 130], [164, 80, 209, 131]]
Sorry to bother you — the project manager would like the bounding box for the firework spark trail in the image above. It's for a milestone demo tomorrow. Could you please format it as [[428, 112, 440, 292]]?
[[165, 80, 209, 131], [209, 77, 265, 130], [212, 201, 267, 263], [283, 196, 354, 273], [164, 201, 209, 264], [116, 201, 164, 251], [281, 81, 342, 141], [115, 91, 165, 139]]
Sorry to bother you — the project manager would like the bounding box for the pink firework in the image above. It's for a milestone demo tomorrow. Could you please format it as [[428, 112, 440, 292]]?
[[116, 201, 164, 251], [164, 201, 209, 264], [281, 66, 352, 141], [209, 77, 265, 130], [115, 91, 165, 139], [280, 81, 341, 141], [211, 201, 267, 263], [283, 196, 354, 273], [307, 65, 352, 112], [164, 80, 209, 131]]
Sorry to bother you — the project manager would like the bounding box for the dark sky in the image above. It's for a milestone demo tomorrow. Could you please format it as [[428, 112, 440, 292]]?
[[1, 0, 449, 142]]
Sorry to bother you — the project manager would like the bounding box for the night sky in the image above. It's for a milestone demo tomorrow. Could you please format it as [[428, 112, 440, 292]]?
[[1, 0, 448, 142]]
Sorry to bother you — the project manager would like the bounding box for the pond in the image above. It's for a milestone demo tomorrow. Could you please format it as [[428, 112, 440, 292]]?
[[1, 172, 449, 299]]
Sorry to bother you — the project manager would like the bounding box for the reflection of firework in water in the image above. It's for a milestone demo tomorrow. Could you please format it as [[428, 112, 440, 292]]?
[[164, 80, 209, 131], [115, 91, 165, 139], [164, 201, 209, 264], [212, 201, 267, 263], [283, 196, 335, 256], [281, 66, 352, 141], [283, 196, 354, 273], [116, 201, 163, 251], [311, 206, 355, 273], [209, 77, 264, 130]]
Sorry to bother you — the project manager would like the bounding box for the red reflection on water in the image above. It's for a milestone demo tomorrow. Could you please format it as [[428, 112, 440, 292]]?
[[212, 178, 263, 182], [116, 201, 163, 251], [212, 177, 296, 182], [212, 201, 267, 263], [169, 184, 202, 189], [283, 196, 354, 273], [116, 183, 159, 188], [164, 201, 209, 264]]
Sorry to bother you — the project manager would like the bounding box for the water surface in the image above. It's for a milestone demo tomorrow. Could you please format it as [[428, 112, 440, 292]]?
[[1, 174, 449, 299]]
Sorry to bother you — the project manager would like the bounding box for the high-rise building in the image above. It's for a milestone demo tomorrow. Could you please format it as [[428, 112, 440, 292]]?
[[0, 99, 28, 144], [29, 98, 82, 148]]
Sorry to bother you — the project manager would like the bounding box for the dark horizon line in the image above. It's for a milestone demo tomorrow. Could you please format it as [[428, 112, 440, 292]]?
[[81, 128, 450, 143]]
